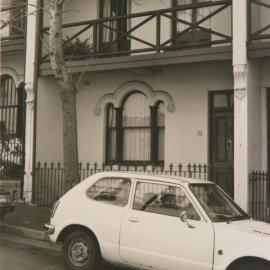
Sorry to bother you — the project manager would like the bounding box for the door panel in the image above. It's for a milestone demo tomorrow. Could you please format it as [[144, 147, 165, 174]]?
[[120, 181, 214, 270], [209, 91, 234, 197]]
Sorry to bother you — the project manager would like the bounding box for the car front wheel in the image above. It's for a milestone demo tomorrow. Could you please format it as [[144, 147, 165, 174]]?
[[63, 231, 99, 270]]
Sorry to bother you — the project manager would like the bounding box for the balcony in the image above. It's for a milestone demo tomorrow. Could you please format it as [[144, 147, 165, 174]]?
[[39, 0, 232, 75], [0, 4, 26, 54], [248, 0, 270, 58]]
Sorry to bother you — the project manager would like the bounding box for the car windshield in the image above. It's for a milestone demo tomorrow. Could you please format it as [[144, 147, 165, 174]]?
[[189, 184, 249, 222]]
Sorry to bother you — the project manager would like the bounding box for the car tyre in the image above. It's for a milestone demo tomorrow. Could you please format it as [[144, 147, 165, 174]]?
[[63, 231, 99, 270]]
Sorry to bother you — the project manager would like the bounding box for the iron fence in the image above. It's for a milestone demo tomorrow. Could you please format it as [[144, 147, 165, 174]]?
[[250, 171, 270, 223], [33, 162, 209, 206]]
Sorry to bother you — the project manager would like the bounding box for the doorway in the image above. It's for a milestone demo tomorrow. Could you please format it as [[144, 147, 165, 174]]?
[[209, 91, 234, 197], [99, 0, 130, 53]]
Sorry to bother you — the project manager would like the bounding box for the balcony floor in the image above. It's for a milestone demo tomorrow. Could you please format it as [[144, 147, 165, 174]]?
[[39, 45, 232, 76]]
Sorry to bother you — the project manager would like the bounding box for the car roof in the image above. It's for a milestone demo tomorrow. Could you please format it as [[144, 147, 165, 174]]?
[[90, 171, 214, 185]]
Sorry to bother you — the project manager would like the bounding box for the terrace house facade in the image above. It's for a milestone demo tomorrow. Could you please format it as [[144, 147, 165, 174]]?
[[1, 0, 270, 219]]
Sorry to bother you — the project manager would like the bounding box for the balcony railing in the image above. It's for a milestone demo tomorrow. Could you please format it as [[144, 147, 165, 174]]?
[[40, 0, 232, 63], [248, 0, 270, 42], [0, 4, 26, 42]]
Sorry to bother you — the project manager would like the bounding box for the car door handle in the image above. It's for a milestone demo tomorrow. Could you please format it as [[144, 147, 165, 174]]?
[[128, 217, 139, 223]]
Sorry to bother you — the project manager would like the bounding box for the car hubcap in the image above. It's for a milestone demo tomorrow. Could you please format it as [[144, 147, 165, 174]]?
[[69, 239, 90, 266]]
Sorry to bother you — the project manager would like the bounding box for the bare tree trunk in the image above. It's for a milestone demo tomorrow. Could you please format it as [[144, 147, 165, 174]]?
[[48, 0, 79, 192]]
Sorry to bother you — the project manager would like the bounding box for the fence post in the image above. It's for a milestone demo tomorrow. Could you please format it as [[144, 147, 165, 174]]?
[[169, 163, 173, 175], [187, 163, 192, 178], [198, 163, 202, 179], [203, 163, 208, 180]]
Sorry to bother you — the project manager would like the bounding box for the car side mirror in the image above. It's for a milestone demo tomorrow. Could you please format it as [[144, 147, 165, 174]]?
[[179, 210, 195, 229], [180, 210, 188, 222]]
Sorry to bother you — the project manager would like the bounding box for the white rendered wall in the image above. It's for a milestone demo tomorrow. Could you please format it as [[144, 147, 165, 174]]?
[[1, 54, 25, 77], [36, 61, 233, 167], [36, 77, 63, 163]]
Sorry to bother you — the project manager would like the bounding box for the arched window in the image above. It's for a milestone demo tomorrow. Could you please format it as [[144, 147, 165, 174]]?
[[105, 92, 165, 165], [0, 75, 25, 138]]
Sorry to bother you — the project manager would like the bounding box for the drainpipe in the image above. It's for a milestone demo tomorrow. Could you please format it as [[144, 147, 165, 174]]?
[[23, 0, 40, 204]]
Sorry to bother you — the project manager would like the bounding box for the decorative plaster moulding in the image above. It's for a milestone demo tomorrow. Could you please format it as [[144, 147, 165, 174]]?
[[24, 81, 35, 104], [95, 80, 176, 116], [233, 64, 248, 100], [0, 66, 24, 88]]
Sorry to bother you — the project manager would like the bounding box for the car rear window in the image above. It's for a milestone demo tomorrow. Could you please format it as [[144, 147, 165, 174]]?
[[87, 177, 131, 207]]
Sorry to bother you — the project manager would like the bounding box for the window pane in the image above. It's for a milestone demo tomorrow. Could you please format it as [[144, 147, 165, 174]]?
[[158, 127, 165, 161], [107, 128, 116, 160], [133, 182, 200, 220], [175, 0, 211, 32], [87, 178, 132, 206], [106, 104, 116, 161], [123, 128, 150, 161], [196, 0, 211, 27], [214, 94, 228, 108], [157, 102, 165, 127], [123, 93, 150, 127], [107, 104, 116, 127], [176, 0, 192, 32], [157, 102, 165, 162], [122, 93, 151, 162]]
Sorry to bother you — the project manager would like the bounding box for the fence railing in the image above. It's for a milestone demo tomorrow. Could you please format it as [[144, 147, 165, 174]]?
[[248, 0, 270, 42], [40, 0, 232, 62], [33, 162, 209, 206], [250, 171, 270, 223]]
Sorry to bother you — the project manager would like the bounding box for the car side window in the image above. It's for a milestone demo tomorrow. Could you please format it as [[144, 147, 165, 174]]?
[[133, 181, 200, 221], [87, 177, 131, 206]]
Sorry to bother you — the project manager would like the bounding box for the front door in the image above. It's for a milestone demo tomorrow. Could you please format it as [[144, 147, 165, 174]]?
[[209, 91, 234, 197], [120, 180, 214, 270]]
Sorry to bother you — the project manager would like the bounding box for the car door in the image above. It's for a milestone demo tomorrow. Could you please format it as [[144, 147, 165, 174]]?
[[86, 177, 132, 260], [119, 180, 214, 270]]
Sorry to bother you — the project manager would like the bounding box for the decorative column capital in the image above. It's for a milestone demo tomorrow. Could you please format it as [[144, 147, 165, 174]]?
[[233, 64, 248, 100]]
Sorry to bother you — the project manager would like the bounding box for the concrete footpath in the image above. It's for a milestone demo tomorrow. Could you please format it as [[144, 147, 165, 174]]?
[[0, 203, 60, 250]]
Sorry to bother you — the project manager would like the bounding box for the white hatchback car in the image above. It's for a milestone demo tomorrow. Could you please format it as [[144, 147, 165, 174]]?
[[45, 172, 270, 270]]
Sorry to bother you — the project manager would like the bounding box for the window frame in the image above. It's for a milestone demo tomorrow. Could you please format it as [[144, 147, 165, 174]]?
[[86, 177, 132, 207], [131, 179, 204, 221], [105, 92, 165, 166]]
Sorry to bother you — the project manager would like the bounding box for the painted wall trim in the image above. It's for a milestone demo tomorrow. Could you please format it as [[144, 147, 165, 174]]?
[[0, 66, 24, 88], [95, 80, 176, 116]]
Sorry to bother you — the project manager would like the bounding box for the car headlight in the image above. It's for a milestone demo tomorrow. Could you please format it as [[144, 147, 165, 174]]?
[[50, 200, 60, 218]]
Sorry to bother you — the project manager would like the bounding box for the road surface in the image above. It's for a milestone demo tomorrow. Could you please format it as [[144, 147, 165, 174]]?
[[0, 234, 121, 270]]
